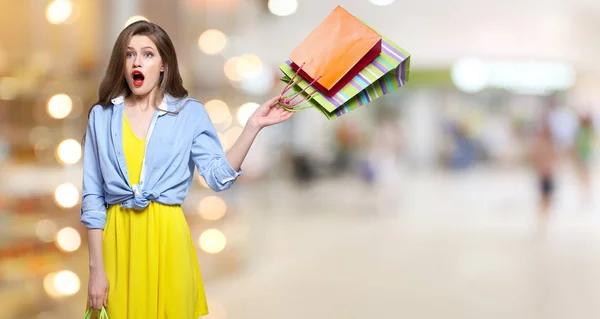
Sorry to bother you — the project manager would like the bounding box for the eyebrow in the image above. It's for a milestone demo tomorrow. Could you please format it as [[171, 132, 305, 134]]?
[[126, 46, 156, 51]]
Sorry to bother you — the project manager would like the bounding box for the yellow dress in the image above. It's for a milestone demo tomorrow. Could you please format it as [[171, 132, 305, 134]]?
[[102, 113, 208, 318]]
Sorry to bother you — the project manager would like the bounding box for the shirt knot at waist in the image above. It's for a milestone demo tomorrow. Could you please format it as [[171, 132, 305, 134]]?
[[122, 186, 160, 210]]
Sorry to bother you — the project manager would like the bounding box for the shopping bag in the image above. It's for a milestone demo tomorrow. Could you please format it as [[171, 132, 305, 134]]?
[[84, 306, 109, 319], [288, 5, 382, 97], [279, 29, 410, 120]]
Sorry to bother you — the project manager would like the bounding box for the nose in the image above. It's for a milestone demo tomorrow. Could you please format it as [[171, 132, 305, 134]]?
[[133, 54, 142, 68]]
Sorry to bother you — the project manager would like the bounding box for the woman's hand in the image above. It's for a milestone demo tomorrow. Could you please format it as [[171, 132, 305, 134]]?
[[247, 96, 293, 131], [88, 267, 109, 310]]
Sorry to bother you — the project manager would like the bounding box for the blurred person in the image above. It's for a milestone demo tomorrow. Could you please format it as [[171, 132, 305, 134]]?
[[573, 113, 595, 202], [332, 120, 360, 175], [449, 120, 476, 169], [529, 119, 559, 219], [80, 21, 293, 318], [291, 152, 316, 184], [367, 115, 404, 213]]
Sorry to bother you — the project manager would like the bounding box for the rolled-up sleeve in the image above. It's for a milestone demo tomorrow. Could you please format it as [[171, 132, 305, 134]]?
[[191, 104, 242, 192], [80, 106, 107, 229]]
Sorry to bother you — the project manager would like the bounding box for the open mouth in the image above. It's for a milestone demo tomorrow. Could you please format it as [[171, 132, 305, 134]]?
[[131, 70, 145, 87]]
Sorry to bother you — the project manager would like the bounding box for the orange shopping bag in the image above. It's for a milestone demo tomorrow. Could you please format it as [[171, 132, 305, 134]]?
[[289, 5, 382, 98]]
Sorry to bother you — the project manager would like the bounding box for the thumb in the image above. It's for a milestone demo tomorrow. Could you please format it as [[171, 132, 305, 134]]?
[[265, 95, 281, 107]]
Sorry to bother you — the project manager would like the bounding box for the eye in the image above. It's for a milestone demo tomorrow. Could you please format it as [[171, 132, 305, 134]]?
[[144, 52, 153, 58], [126, 52, 134, 58]]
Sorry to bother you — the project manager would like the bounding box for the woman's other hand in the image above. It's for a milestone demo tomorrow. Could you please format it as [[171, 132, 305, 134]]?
[[88, 267, 109, 310]]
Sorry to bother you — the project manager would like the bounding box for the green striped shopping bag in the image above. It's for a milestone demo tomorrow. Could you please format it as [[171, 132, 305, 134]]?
[[84, 306, 108, 319], [279, 31, 410, 119]]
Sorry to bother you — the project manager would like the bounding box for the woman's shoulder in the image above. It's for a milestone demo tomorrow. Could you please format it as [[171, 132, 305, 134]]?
[[169, 96, 208, 117], [89, 104, 113, 118], [86, 104, 114, 129]]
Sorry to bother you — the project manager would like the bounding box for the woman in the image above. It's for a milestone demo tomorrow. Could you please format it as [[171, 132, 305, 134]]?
[[530, 119, 558, 219], [81, 21, 292, 318]]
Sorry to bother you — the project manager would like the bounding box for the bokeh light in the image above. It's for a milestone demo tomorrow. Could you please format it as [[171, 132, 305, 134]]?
[[268, 0, 298, 17], [451, 58, 488, 93], [224, 57, 243, 82], [46, 0, 73, 24], [47, 94, 73, 119], [36, 219, 58, 243], [369, 0, 395, 5], [43, 273, 61, 298], [55, 227, 81, 252], [199, 229, 227, 254], [204, 100, 232, 130], [54, 270, 80, 296], [124, 15, 148, 28], [198, 29, 228, 55], [236, 54, 263, 79], [198, 196, 228, 221], [56, 139, 82, 165], [240, 68, 275, 96], [54, 183, 79, 208], [237, 102, 260, 127], [43, 270, 80, 298]]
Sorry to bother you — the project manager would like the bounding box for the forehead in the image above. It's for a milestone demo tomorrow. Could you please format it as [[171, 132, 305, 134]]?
[[127, 35, 157, 49]]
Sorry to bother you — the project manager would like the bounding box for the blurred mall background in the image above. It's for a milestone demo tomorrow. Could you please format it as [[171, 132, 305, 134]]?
[[3, 0, 600, 318]]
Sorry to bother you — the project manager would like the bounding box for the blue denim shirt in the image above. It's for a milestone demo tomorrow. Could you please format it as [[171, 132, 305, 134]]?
[[80, 94, 242, 229]]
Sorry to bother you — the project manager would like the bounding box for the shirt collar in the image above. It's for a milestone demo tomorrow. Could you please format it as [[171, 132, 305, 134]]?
[[111, 94, 177, 116]]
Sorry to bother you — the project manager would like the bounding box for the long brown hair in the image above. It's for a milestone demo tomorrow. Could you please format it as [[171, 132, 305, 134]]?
[[92, 20, 187, 112]]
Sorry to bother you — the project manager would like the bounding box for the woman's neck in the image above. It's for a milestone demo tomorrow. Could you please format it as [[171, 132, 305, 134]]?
[[127, 88, 163, 112]]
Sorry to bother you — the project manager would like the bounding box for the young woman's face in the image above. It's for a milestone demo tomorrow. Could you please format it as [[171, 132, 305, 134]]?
[[124, 35, 164, 97]]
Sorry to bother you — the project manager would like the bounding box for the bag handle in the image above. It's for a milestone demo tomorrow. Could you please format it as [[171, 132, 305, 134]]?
[[278, 62, 321, 112], [84, 306, 109, 319]]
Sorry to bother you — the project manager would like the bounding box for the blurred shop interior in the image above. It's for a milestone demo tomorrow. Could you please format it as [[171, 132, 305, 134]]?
[[3, 0, 600, 318]]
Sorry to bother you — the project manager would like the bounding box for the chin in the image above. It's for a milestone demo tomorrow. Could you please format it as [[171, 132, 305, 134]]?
[[129, 85, 154, 97]]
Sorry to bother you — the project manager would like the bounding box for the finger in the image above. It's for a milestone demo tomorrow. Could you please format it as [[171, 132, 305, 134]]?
[[95, 296, 103, 310], [267, 96, 282, 107], [104, 287, 109, 307]]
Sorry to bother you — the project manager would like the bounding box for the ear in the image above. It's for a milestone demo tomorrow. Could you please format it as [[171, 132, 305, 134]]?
[[160, 64, 165, 72]]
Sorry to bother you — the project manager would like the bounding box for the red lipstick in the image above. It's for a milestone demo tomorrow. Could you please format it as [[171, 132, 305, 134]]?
[[131, 70, 145, 87]]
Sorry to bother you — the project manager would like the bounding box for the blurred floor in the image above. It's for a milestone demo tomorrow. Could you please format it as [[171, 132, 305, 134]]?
[[202, 165, 600, 319], [5, 164, 600, 318]]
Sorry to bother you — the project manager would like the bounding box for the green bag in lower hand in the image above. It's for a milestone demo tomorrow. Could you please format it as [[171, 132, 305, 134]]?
[[85, 306, 109, 319]]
